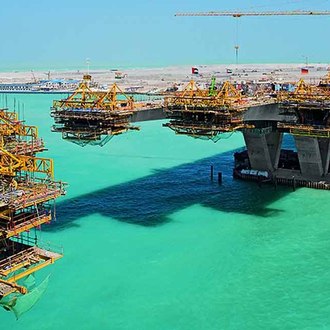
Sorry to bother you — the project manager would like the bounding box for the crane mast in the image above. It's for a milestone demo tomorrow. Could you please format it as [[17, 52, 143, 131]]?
[[175, 9, 330, 65]]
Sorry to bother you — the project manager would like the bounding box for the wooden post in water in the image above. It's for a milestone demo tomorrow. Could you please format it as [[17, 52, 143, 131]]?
[[292, 176, 296, 191], [218, 172, 222, 184], [210, 165, 214, 181]]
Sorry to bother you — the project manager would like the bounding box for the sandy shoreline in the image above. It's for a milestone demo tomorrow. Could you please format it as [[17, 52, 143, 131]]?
[[0, 63, 328, 93]]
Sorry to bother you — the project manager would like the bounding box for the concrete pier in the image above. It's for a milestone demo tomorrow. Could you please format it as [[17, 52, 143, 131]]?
[[243, 130, 282, 172], [294, 136, 324, 178], [241, 103, 330, 185]]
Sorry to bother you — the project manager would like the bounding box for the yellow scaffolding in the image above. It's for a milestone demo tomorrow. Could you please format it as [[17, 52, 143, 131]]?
[[165, 80, 244, 109], [0, 109, 38, 138], [164, 80, 252, 140], [0, 106, 64, 301], [0, 244, 62, 298], [278, 79, 330, 137], [53, 78, 134, 112], [0, 147, 54, 178]]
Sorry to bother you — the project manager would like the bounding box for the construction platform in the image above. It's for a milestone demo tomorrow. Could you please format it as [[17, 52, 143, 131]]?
[[0, 107, 65, 302], [0, 240, 62, 298], [50, 75, 145, 146], [163, 80, 254, 141]]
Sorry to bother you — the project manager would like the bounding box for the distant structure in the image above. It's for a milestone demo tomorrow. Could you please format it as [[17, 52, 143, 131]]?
[[0, 79, 80, 93]]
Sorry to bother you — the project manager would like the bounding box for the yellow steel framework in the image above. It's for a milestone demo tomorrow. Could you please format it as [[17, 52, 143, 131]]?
[[165, 80, 244, 109], [53, 80, 134, 112], [51, 76, 138, 146], [279, 79, 330, 104], [319, 71, 330, 88], [0, 147, 54, 178], [0, 278, 27, 296], [0, 213, 52, 239], [216, 81, 244, 107], [4, 139, 44, 156], [0, 244, 62, 298], [0, 109, 38, 138], [0, 179, 65, 210], [277, 123, 330, 138], [164, 80, 253, 140], [278, 79, 330, 137], [0, 109, 43, 157], [0, 106, 64, 302]]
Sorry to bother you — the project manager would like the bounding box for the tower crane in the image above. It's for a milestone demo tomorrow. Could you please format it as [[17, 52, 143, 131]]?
[[175, 11, 330, 17], [30, 70, 37, 84], [175, 10, 330, 65]]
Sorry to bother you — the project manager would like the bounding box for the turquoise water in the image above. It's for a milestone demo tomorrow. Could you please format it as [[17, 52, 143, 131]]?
[[1, 94, 330, 329]]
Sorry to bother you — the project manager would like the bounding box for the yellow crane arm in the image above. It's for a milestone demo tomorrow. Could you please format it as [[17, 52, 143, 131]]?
[[0, 110, 38, 137], [0, 147, 54, 178], [95, 83, 134, 110]]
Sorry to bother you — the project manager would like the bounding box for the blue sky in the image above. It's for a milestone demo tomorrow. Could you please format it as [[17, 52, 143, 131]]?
[[0, 0, 329, 70]]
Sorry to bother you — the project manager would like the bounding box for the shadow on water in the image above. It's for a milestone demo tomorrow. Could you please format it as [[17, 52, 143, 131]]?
[[48, 147, 293, 231]]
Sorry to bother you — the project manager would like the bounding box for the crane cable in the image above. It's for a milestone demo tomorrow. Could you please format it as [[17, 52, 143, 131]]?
[[235, 18, 240, 66]]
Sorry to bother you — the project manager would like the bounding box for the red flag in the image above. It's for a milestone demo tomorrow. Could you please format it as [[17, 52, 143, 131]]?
[[191, 67, 199, 75]]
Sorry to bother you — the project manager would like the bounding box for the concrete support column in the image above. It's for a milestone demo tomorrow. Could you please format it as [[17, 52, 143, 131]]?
[[318, 138, 330, 175], [243, 131, 282, 172], [294, 136, 324, 177], [265, 132, 283, 171]]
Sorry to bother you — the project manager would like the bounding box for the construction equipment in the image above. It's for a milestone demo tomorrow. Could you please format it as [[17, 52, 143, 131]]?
[[164, 79, 253, 141], [0, 107, 65, 306], [175, 11, 330, 17], [208, 76, 217, 97], [51, 75, 139, 146], [175, 10, 330, 66], [30, 70, 37, 84], [45, 71, 51, 80], [278, 76, 330, 137], [319, 70, 330, 88]]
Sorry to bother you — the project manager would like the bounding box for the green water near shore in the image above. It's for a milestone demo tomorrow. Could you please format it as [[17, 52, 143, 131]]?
[[1, 94, 330, 329]]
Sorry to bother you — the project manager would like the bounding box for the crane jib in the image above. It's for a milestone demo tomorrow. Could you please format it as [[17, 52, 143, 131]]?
[[175, 11, 330, 17]]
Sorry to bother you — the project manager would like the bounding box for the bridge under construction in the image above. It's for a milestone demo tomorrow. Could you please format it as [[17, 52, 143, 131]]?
[[162, 73, 330, 189], [49, 70, 330, 190]]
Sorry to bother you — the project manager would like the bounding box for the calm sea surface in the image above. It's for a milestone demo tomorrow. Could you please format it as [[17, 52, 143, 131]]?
[[1, 94, 329, 329]]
